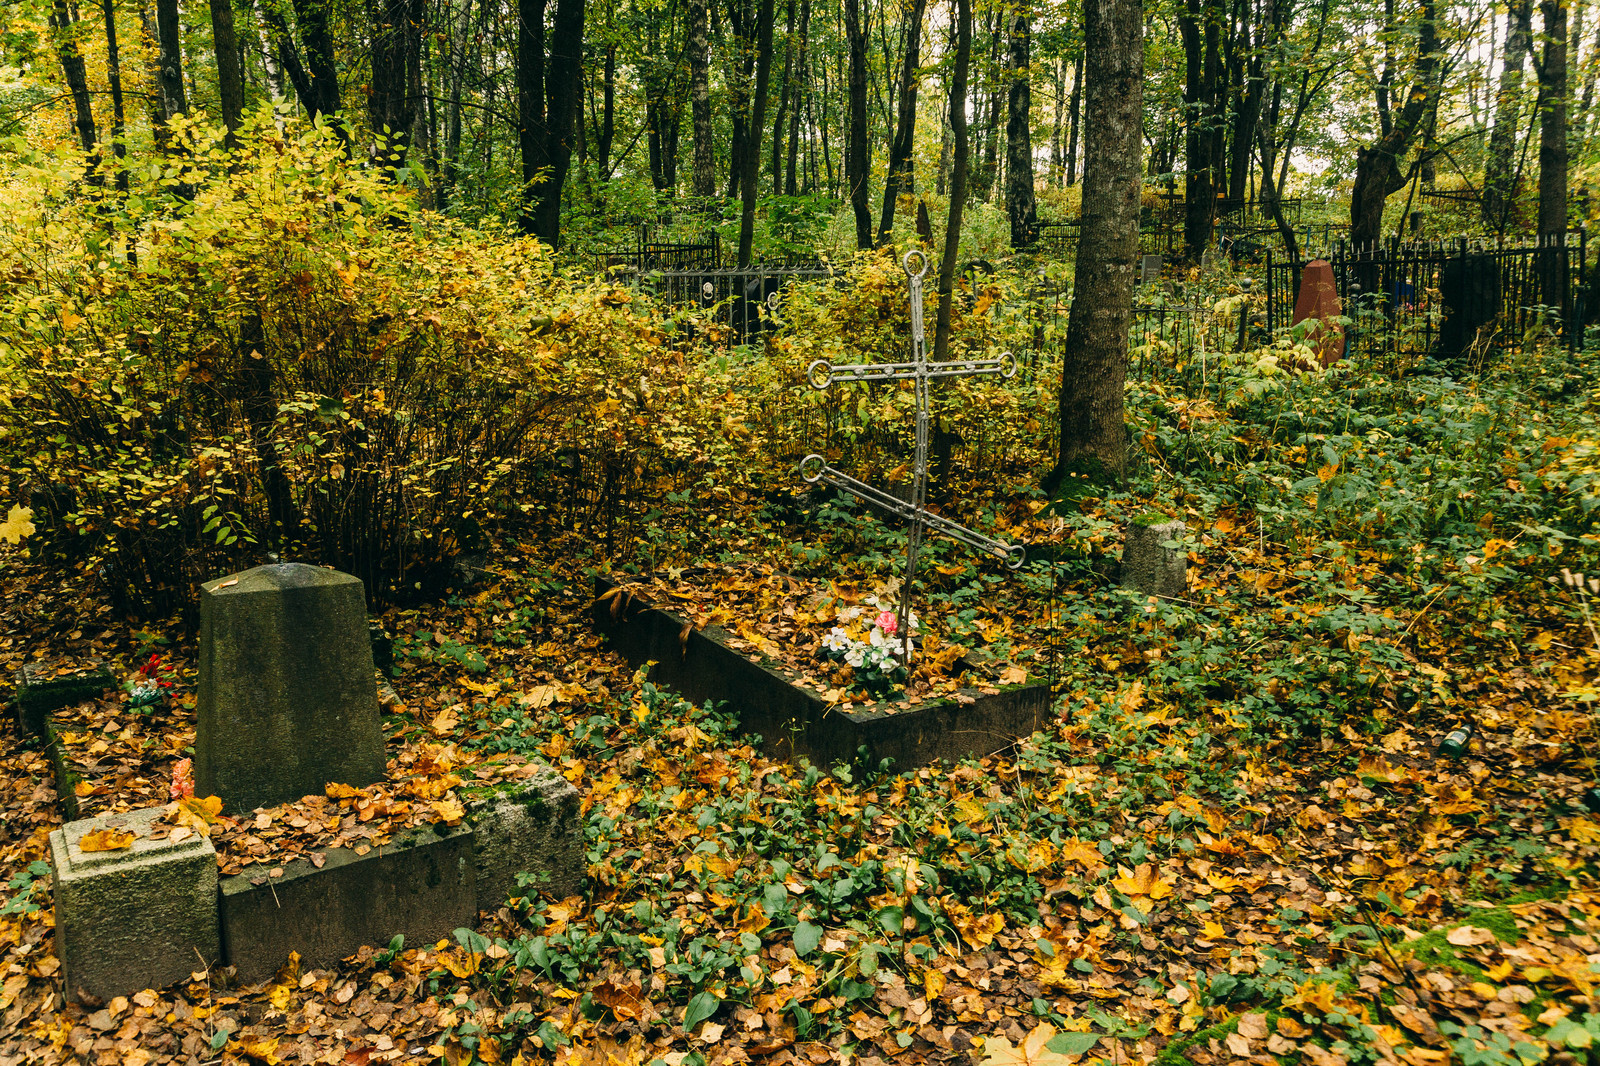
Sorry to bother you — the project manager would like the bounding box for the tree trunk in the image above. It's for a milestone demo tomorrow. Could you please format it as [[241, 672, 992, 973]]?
[[49, 0, 99, 164], [785, 0, 809, 194], [209, 0, 247, 138], [845, 0, 872, 248], [101, 0, 128, 190], [876, 0, 927, 245], [441, 0, 476, 207], [933, 0, 972, 363], [1065, 50, 1082, 184], [727, 0, 753, 198], [1349, 0, 1438, 246], [1004, 4, 1036, 247], [253, 0, 285, 100], [1484, 0, 1532, 232], [1539, 0, 1568, 236], [738, 0, 776, 265], [1049, 56, 1065, 186], [688, 0, 713, 196], [1051, 0, 1143, 487], [257, 1, 313, 114], [520, 0, 587, 247], [1179, 0, 1220, 260], [370, 0, 426, 168], [770, 0, 794, 193], [597, 41, 616, 179], [155, 0, 188, 120], [291, 0, 342, 122]]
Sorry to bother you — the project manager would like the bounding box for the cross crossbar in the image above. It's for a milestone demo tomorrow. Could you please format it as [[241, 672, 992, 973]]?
[[797, 249, 1026, 664]]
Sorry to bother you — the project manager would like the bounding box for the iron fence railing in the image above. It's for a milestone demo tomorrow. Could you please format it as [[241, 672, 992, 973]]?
[[1263, 231, 1588, 358]]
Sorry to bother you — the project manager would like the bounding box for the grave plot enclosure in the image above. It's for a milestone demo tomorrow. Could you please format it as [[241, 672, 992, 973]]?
[[40, 563, 583, 1001], [590, 577, 1051, 769]]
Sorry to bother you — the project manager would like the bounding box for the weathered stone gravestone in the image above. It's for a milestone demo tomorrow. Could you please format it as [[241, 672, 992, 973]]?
[[1141, 254, 1163, 283], [1122, 516, 1188, 599], [196, 564, 386, 812], [1291, 259, 1345, 367]]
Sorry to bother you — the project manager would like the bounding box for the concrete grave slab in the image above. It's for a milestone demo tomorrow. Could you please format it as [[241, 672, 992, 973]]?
[[51, 805, 220, 1004], [468, 771, 584, 908], [195, 563, 385, 812], [591, 579, 1051, 769], [13, 660, 115, 737], [218, 823, 476, 985]]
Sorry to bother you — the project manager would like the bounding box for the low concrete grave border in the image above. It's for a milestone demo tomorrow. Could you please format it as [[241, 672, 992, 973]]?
[[591, 577, 1052, 769]]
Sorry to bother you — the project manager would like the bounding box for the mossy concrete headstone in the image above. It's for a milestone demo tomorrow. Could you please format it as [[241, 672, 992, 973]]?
[[1121, 516, 1188, 599], [195, 563, 385, 813], [468, 771, 584, 907], [51, 806, 220, 1003]]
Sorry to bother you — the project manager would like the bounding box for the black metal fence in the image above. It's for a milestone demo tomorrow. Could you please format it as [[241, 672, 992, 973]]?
[[1263, 231, 1588, 359], [643, 263, 836, 343], [590, 225, 723, 273]]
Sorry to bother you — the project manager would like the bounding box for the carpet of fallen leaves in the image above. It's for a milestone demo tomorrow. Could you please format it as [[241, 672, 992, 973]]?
[[603, 564, 1030, 710], [2, 481, 1600, 1066]]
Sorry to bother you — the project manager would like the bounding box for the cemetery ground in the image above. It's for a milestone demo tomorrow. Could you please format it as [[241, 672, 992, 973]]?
[[4, 252, 1600, 1061]]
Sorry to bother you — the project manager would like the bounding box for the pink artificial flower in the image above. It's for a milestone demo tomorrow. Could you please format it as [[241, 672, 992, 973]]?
[[875, 610, 898, 635], [170, 758, 194, 801]]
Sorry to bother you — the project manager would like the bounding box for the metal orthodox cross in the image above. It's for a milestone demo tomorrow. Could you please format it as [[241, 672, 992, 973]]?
[[799, 250, 1026, 665]]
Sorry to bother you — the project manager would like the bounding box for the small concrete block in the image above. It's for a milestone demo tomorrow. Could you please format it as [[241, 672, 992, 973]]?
[[218, 823, 476, 986], [195, 563, 386, 813], [468, 771, 584, 908], [1121, 517, 1188, 599], [14, 661, 115, 736], [51, 806, 220, 1003]]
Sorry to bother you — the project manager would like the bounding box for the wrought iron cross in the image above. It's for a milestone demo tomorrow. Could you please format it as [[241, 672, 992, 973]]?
[[799, 250, 1025, 665]]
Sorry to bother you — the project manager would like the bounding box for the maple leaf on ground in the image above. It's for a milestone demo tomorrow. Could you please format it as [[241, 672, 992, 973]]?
[[78, 827, 137, 851], [1111, 863, 1174, 900], [980, 1023, 1099, 1065], [0, 505, 34, 544]]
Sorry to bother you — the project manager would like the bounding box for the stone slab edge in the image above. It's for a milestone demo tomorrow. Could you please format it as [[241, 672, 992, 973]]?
[[217, 822, 477, 986], [13, 661, 115, 737], [591, 577, 1052, 768]]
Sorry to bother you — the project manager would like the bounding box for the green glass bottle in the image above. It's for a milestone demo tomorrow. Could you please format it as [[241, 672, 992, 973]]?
[[1438, 726, 1471, 759]]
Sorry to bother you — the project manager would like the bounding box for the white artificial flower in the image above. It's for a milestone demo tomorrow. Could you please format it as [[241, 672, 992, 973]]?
[[869, 626, 888, 648], [823, 627, 853, 653], [845, 645, 866, 668]]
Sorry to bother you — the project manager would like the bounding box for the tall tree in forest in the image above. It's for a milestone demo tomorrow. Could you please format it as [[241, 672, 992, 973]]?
[[737, 0, 777, 264], [1004, 1, 1036, 247], [519, 0, 587, 247], [689, 0, 714, 196], [877, 0, 928, 245], [1538, 0, 1568, 236], [845, 0, 873, 248], [100, 0, 129, 186], [1177, 0, 1221, 259], [1050, 0, 1142, 486], [1484, 0, 1531, 232], [1065, 51, 1082, 184], [290, 0, 343, 122], [209, 0, 247, 138], [155, 0, 188, 120], [933, 0, 972, 363], [371, 0, 426, 168], [1048, 56, 1065, 185], [1349, 0, 1440, 246], [49, 0, 99, 163], [771, 0, 795, 192], [784, 0, 811, 194]]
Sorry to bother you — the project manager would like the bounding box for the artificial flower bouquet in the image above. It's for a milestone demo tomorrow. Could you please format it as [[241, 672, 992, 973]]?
[[818, 600, 920, 695], [126, 652, 177, 709]]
